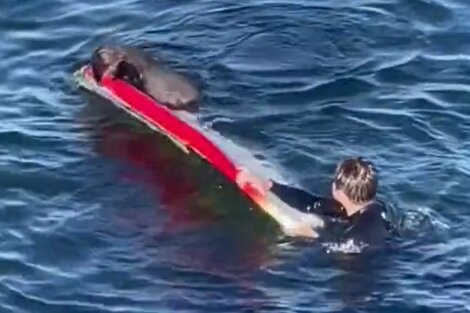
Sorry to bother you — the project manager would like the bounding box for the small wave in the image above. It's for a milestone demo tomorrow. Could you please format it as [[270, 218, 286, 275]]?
[[382, 201, 451, 243], [395, 206, 450, 236], [403, 0, 455, 30]]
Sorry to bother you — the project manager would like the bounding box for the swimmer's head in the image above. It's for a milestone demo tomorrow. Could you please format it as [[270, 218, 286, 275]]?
[[332, 157, 377, 206]]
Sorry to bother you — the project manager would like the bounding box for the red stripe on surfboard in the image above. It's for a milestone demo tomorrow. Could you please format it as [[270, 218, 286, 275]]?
[[84, 67, 264, 202]]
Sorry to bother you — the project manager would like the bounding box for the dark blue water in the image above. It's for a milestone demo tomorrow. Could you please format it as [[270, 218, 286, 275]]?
[[1, 0, 470, 312]]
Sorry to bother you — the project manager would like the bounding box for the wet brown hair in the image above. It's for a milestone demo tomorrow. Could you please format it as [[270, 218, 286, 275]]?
[[333, 157, 377, 204]]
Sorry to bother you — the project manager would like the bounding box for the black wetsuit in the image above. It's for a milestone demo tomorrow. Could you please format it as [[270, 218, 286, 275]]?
[[271, 182, 390, 247]]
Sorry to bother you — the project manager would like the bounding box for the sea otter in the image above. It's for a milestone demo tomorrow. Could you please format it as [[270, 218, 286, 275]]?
[[91, 46, 200, 112]]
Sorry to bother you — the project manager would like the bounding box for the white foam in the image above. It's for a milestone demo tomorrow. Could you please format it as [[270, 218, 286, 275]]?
[[322, 239, 369, 254]]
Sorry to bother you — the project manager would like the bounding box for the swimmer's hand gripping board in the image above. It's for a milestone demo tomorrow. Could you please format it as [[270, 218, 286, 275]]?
[[74, 65, 324, 238]]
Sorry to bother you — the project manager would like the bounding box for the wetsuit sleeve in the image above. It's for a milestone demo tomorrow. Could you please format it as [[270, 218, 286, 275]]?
[[270, 182, 342, 217]]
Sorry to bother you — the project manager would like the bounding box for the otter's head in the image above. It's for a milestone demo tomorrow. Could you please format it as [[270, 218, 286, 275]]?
[[90, 46, 124, 82], [90, 46, 144, 91]]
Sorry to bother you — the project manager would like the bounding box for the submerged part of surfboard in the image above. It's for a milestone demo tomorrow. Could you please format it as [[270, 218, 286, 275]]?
[[74, 65, 323, 237]]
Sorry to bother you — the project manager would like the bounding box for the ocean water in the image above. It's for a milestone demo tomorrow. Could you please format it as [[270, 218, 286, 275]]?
[[1, 0, 470, 312]]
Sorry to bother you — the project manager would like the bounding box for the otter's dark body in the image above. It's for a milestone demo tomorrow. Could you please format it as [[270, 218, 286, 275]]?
[[91, 46, 200, 111]]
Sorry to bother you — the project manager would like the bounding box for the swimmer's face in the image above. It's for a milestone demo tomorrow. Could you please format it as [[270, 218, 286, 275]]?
[[332, 181, 347, 206], [332, 181, 339, 200]]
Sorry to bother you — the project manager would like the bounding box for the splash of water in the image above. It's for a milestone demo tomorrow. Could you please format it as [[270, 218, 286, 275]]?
[[322, 239, 369, 254]]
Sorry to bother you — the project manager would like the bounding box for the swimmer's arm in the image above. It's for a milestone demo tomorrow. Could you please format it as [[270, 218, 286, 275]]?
[[235, 168, 324, 238], [263, 191, 325, 238], [235, 169, 341, 217], [270, 182, 321, 209], [270, 182, 342, 217]]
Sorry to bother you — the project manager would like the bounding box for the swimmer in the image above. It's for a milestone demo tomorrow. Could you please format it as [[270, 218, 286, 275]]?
[[236, 157, 390, 245], [90, 45, 200, 112]]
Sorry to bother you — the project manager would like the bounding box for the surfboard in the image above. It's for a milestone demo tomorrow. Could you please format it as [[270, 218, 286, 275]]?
[[74, 65, 323, 237]]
